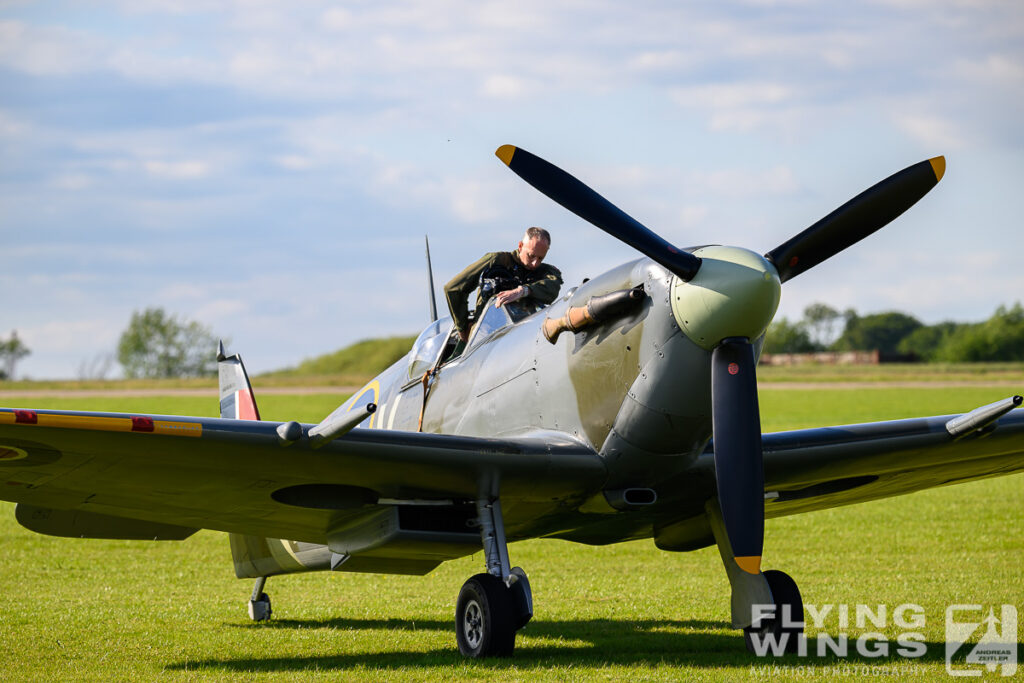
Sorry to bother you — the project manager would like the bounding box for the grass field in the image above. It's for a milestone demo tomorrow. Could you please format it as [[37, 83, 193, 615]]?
[[1, 384, 1022, 681], [3, 361, 1023, 393]]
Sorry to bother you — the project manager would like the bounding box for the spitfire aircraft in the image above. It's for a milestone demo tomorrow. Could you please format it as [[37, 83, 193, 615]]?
[[2, 145, 1023, 658]]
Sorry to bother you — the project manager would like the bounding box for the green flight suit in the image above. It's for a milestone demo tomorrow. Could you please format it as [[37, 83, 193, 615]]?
[[444, 250, 563, 335]]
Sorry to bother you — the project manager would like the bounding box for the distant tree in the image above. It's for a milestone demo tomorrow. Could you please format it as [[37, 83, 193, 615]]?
[[763, 318, 819, 354], [77, 352, 116, 380], [0, 330, 31, 380], [802, 303, 843, 348], [117, 308, 220, 379], [833, 311, 922, 354], [935, 303, 1024, 362], [897, 321, 962, 361]]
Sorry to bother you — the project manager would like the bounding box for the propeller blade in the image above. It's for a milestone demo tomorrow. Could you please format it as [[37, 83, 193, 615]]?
[[496, 145, 702, 281], [711, 337, 764, 575], [766, 156, 945, 283]]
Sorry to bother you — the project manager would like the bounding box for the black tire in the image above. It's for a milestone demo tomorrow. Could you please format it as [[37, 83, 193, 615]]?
[[455, 573, 517, 657], [743, 569, 803, 655]]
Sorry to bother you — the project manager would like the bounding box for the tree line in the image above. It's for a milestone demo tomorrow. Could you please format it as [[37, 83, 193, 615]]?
[[5, 301, 1022, 381], [764, 302, 1024, 362], [2, 309, 221, 381]]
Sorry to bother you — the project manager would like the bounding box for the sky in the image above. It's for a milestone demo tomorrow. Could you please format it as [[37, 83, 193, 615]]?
[[2, 1, 1022, 379]]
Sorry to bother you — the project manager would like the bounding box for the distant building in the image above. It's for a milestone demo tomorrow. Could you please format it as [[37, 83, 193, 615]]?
[[759, 350, 918, 366]]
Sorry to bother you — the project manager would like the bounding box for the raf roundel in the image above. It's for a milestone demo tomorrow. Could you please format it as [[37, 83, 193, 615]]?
[[0, 445, 28, 462], [728, 362, 740, 376]]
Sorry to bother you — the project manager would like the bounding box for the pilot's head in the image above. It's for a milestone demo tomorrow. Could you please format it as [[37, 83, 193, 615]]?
[[517, 227, 551, 271]]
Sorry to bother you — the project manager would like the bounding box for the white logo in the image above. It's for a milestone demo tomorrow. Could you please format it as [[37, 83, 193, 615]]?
[[946, 604, 1017, 677]]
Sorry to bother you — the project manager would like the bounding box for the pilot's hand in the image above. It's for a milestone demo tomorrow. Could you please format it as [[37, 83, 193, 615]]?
[[494, 285, 527, 308]]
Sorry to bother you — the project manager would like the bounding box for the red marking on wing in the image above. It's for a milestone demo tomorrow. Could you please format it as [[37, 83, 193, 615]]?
[[14, 410, 38, 424], [131, 416, 155, 432]]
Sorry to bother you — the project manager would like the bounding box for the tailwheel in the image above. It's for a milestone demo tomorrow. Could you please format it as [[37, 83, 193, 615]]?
[[247, 576, 272, 622], [248, 591, 272, 622], [455, 574, 518, 658], [743, 570, 803, 654]]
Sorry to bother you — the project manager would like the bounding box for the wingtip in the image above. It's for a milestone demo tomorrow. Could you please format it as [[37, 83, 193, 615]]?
[[929, 156, 946, 183], [495, 144, 516, 167]]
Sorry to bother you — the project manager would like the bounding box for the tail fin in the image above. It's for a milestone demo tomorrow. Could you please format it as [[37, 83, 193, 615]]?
[[217, 343, 333, 578], [218, 340, 261, 420]]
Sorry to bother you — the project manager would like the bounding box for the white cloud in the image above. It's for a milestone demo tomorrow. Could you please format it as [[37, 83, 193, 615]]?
[[480, 74, 535, 100], [50, 174, 94, 190], [703, 166, 800, 197], [321, 7, 353, 31], [952, 53, 1024, 87], [143, 159, 211, 179], [275, 155, 315, 171], [106, 48, 214, 84], [629, 49, 693, 71], [678, 205, 710, 229], [0, 20, 104, 75], [0, 109, 29, 138], [675, 82, 794, 109], [3, 1, 1024, 378], [670, 82, 811, 133], [895, 114, 966, 151], [368, 159, 510, 224], [19, 318, 120, 355]]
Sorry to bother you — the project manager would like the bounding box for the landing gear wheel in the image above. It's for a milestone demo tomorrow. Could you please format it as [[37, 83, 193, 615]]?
[[455, 574, 517, 658], [743, 570, 803, 655], [248, 592, 272, 622], [509, 566, 534, 631]]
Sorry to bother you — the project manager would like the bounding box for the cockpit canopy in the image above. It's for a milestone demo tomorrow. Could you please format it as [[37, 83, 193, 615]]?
[[467, 299, 539, 349], [406, 300, 543, 381], [407, 317, 452, 381]]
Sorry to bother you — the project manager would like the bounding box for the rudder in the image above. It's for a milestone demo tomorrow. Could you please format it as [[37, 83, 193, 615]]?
[[217, 342, 333, 578]]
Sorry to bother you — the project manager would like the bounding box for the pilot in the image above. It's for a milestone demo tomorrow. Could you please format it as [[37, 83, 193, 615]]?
[[445, 227, 563, 343]]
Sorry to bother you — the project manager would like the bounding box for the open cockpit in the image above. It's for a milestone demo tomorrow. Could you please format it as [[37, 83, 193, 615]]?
[[406, 299, 543, 383]]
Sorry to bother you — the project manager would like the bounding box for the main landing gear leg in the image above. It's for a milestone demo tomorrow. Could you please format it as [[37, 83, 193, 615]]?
[[247, 576, 272, 622], [706, 498, 803, 654], [455, 497, 533, 658]]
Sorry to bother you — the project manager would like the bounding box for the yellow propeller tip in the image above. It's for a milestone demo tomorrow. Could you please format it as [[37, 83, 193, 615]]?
[[495, 145, 517, 166], [735, 556, 762, 575], [929, 156, 946, 182]]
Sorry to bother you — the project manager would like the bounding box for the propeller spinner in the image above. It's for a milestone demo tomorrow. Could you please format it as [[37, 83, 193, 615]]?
[[496, 144, 945, 576]]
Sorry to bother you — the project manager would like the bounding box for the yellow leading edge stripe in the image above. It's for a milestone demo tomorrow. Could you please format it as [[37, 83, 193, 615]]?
[[0, 411, 201, 437], [495, 144, 516, 166]]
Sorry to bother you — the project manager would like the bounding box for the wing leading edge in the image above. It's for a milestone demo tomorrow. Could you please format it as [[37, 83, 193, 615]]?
[[0, 408, 605, 546], [697, 401, 1024, 519]]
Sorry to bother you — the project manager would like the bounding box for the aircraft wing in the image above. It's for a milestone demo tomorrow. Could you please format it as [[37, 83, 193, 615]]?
[[695, 403, 1024, 519], [0, 408, 605, 544]]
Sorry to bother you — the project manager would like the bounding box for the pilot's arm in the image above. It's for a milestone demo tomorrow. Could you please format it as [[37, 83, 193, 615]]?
[[524, 265, 562, 305], [444, 252, 499, 340], [494, 264, 563, 307]]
